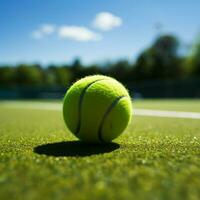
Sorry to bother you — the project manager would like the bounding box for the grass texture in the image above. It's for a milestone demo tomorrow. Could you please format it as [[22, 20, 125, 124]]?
[[0, 100, 200, 200]]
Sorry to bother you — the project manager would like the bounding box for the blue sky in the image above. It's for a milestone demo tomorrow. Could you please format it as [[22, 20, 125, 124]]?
[[0, 0, 200, 65]]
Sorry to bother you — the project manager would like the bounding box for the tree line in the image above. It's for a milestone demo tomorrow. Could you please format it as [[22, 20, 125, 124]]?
[[1, 34, 200, 88]]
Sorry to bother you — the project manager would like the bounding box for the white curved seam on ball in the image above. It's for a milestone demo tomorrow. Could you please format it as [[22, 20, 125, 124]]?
[[98, 96, 127, 142], [75, 78, 108, 137]]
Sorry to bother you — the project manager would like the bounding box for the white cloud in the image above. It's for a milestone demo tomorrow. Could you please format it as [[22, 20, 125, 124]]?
[[31, 12, 123, 41], [31, 24, 55, 39], [40, 24, 55, 35], [31, 30, 44, 39], [92, 12, 123, 31], [58, 26, 102, 41]]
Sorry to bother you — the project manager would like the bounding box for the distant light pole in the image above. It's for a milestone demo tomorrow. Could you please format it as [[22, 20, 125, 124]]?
[[154, 22, 164, 36]]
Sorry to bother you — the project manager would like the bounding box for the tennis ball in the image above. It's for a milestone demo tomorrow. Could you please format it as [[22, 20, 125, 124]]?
[[63, 75, 132, 143]]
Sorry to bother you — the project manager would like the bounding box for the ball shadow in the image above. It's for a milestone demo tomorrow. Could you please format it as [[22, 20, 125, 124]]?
[[34, 141, 120, 157]]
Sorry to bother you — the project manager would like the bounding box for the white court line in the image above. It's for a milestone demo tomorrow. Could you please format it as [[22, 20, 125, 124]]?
[[135, 109, 200, 119], [1, 102, 200, 120]]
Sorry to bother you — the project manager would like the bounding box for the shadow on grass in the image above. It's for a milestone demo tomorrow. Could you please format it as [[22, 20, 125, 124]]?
[[34, 141, 120, 157]]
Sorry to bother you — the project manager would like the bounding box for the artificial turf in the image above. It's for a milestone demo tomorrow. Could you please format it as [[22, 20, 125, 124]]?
[[0, 100, 200, 200]]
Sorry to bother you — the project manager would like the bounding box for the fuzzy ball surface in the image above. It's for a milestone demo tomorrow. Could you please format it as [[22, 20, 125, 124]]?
[[63, 75, 132, 143]]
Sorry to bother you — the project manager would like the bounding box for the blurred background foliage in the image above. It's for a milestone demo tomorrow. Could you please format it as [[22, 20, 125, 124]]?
[[0, 34, 200, 98]]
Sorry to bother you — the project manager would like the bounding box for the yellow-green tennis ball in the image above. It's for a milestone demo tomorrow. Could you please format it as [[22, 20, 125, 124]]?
[[63, 75, 132, 143]]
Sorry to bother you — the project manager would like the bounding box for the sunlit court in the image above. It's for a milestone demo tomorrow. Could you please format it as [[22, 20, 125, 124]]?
[[1, 1, 200, 200]]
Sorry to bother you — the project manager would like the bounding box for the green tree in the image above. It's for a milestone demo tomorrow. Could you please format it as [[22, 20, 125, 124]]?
[[108, 60, 131, 81], [55, 67, 72, 86], [80, 64, 101, 77], [71, 58, 83, 80], [0, 67, 15, 86], [185, 37, 200, 77], [15, 64, 43, 86], [47, 66, 72, 86], [134, 35, 182, 80]]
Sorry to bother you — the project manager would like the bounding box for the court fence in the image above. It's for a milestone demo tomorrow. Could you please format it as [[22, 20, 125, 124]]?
[[0, 78, 200, 99]]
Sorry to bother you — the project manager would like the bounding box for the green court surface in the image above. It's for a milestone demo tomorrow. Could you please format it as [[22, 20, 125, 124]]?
[[0, 100, 200, 200]]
